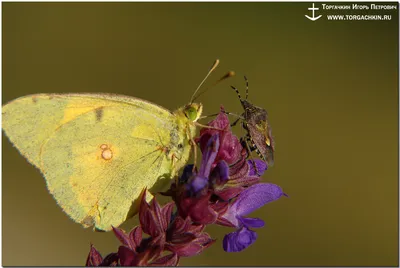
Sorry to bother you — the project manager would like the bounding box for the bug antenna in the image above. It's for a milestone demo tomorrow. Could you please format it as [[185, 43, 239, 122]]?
[[190, 59, 220, 104], [192, 71, 235, 102], [231, 85, 243, 103], [244, 75, 249, 100]]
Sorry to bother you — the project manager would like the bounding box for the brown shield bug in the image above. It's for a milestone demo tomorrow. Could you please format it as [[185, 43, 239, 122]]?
[[230, 76, 275, 168]]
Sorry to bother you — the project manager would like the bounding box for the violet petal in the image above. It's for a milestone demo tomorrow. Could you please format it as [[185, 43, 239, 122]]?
[[199, 134, 219, 177], [222, 226, 257, 252], [248, 160, 268, 176], [187, 175, 209, 195], [239, 217, 265, 228], [232, 183, 284, 217]]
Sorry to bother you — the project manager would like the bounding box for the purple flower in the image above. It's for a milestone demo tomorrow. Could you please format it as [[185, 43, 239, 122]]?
[[163, 134, 222, 225], [198, 108, 268, 200], [221, 183, 286, 252], [86, 107, 287, 265]]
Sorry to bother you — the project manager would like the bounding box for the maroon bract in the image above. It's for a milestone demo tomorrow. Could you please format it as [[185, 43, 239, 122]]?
[[197, 107, 243, 167], [165, 216, 215, 257], [86, 245, 118, 266], [86, 191, 213, 266]]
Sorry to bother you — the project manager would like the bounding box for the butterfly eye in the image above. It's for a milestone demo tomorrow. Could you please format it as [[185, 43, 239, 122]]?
[[185, 106, 198, 121]]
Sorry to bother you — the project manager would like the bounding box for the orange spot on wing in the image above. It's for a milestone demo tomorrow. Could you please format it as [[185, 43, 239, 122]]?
[[99, 144, 114, 161]]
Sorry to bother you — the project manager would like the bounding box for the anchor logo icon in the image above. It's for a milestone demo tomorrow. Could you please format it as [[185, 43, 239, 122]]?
[[305, 3, 322, 21]]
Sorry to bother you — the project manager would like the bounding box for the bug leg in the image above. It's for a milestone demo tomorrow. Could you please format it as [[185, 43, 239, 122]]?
[[225, 112, 245, 120], [231, 118, 241, 127], [240, 137, 261, 176], [239, 123, 259, 175]]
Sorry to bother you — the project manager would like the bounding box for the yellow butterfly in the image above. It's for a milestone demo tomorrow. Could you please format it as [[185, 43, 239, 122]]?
[[2, 60, 222, 231]]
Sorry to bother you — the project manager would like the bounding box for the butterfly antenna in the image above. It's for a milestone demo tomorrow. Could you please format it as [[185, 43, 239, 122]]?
[[244, 75, 249, 100], [190, 59, 220, 104], [192, 71, 235, 102]]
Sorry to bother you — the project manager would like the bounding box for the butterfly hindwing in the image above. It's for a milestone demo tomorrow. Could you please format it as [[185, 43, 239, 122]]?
[[2, 94, 193, 230]]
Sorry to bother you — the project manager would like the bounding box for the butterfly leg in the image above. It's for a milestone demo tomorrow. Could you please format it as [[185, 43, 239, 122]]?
[[194, 122, 224, 131], [199, 111, 244, 121], [185, 125, 198, 172], [189, 137, 198, 172], [170, 153, 181, 185], [198, 113, 219, 119]]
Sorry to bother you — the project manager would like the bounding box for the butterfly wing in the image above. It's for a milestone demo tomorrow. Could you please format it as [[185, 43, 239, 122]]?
[[2, 94, 191, 231]]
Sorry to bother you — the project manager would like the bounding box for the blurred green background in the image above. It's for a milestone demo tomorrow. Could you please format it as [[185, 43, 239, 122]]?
[[2, 2, 398, 266]]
